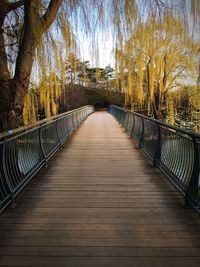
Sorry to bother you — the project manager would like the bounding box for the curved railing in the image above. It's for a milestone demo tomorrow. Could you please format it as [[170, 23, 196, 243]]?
[[108, 105, 200, 212], [0, 105, 94, 212]]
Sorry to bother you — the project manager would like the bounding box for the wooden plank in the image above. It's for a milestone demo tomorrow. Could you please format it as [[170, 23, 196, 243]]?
[[1, 223, 200, 231], [1, 246, 200, 257], [1, 230, 200, 239], [0, 256, 200, 267], [0, 111, 200, 267], [1, 237, 200, 247]]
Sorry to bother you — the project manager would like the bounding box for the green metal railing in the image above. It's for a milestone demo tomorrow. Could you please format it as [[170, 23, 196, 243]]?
[[108, 105, 200, 212], [0, 106, 94, 212]]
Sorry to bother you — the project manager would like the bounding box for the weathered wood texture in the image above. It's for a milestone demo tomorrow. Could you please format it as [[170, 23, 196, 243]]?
[[0, 111, 200, 267]]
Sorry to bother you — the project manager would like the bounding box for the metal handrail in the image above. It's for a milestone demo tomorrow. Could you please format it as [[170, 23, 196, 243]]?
[[108, 105, 200, 213], [0, 106, 93, 140], [0, 105, 94, 212], [111, 105, 200, 139]]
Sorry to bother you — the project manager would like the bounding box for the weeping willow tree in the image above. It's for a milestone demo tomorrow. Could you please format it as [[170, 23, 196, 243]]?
[[23, 89, 38, 125], [116, 10, 199, 120], [0, 0, 199, 130]]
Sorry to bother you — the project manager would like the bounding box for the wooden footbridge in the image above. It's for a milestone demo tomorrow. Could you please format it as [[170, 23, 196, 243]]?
[[0, 106, 200, 267]]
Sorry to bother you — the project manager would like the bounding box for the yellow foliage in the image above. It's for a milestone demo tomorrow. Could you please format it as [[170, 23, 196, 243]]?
[[23, 91, 37, 126], [148, 57, 155, 100], [96, 68, 100, 82], [136, 54, 144, 107], [167, 100, 175, 125]]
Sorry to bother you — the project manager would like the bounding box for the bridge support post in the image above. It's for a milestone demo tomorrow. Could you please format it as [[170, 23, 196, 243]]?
[[139, 117, 144, 149], [39, 127, 48, 167], [56, 120, 63, 149], [153, 124, 161, 167], [125, 112, 129, 132], [130, 114, 135, 139]]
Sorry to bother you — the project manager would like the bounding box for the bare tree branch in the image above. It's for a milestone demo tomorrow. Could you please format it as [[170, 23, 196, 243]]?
[[164, 66, 187, 93], [41, 0, 63, 32], [8, 0, 24, 12]]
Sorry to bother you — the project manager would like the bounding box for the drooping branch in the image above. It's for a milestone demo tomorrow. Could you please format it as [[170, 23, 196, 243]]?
[[164, 66, 187, 93]]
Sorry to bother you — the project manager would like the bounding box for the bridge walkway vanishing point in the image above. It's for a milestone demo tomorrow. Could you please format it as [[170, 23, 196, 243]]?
[[0, 111, 200, 267]]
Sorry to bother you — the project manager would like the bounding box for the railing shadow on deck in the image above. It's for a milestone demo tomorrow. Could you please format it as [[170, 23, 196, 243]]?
[[0, 106, 94, 212], [108, 105, 200, 213]]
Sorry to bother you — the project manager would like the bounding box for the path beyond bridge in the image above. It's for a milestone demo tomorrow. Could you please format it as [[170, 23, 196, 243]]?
[[0, 111, 200, 267]]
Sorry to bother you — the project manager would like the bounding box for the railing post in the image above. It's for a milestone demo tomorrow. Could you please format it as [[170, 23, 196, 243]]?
[[56, 119, 62, 148], [130, 114, 135, 139], [79, 110, 82, 124], [72, 113, 75, 130], [80, 109, 83, 124], [125, 112, 129, 132], [65, 115, 70, 135], [139, 117, 144, 148], [185, 137, 199, 208], [119, 110, 123, 124], [80, 109, 84, 123], [77, 111, 80, 126], [117, 109, 120, 122], [153, 124, 161, 166], [74, 112, 77, 129], [122, 112, 126, 126], [77, 110, 81, 126], [39, 126, 48, 166]]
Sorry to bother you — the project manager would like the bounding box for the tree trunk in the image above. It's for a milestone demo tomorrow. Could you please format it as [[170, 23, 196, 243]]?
[[0, 30, 37, 131], [0, 76, 31, 131], [152, 87, 162, 120], [0, 79, 12, 131]]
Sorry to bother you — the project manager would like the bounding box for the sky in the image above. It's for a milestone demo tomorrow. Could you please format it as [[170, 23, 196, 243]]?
[[78, 30, 115, 68]]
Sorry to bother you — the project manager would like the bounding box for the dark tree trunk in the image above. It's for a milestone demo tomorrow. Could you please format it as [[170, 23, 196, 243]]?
[[152, 86, 162, 120], [0, 76, 31, 131], [0, 79, 12, 131], [0, 32, 37, 131]]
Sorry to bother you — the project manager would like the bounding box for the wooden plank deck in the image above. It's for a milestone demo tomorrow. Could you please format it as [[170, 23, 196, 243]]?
[[0, 111, 200, 267]]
